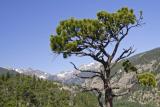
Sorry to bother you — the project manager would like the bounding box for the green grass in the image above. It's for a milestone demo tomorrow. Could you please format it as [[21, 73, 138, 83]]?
[[114, 99, 157, 107]]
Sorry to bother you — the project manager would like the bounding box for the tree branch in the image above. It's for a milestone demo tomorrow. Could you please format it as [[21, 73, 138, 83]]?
[[70, 62, 106, 84], [112, 89, 130, 97], [75, 74, 102, 79], [116, 47, 135, 63], [70, 62, 102, 75], [110, 26, 129, 61], [111, 47, 135, 69], [109, 47, 135, 79], [128, 12, 144, 30]]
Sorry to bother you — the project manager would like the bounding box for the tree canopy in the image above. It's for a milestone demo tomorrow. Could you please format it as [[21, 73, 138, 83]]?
[[50, 7, 141, 60]]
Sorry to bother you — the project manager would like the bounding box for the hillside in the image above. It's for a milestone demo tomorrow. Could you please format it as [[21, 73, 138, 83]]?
[[0, 67, 18, 75], [0, 73, 99, 107], [81, 47, 160, 106], [0, 72, 157, 107]]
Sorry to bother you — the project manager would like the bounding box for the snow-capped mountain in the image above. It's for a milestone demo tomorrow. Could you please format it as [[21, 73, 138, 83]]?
[[4, 62, 101, 84], [50, 70, 81, 84], [8, 68, 51, 79], [79, 62, 101, 71], [49, 62, 101, 84]]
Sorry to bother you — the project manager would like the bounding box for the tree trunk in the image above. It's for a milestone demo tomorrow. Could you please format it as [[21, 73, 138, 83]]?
[[105, 98, 113, 107], [104, 88, 113, 107], [98, 95, 103, 107]]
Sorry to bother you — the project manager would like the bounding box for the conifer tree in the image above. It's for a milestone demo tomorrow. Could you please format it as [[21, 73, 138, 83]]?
[[50, 7, 156, 107]]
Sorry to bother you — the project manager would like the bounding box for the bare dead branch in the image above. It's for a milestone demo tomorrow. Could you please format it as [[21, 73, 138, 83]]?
[[112, 89, 130, 97], [70, 62, 106, 83], [128, 13, 144, 30], [70, 62, 102, 75], [109, 47, 135, 79], [75, 74, 101, 79], [111, 47, 135, 69], [58, 50, 106, 64]]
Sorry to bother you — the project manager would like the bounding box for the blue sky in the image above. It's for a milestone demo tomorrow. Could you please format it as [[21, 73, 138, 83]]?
[[0, 0, 160, 74]]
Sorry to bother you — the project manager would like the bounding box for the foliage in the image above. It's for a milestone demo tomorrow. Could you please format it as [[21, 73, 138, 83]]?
[[0, 73, 97, 107], [137, 72, 157, 87], [73, 92, 98, 107], [122, 60, 137, 73], [50, 7, 137, 58]]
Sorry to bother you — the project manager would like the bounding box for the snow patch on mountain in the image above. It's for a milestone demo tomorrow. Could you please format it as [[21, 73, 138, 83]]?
[[6, 68, 51, 80]]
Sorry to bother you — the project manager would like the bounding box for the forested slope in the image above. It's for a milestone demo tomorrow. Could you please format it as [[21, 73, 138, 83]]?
[[0, 73, 158, 107]]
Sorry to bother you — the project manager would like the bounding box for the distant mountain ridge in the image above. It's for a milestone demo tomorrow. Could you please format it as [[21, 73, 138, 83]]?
[[0, 47, 160, 85], [0, 67, 18, 75], [6, 68, 51, 79]]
